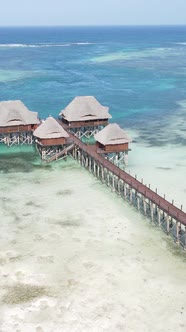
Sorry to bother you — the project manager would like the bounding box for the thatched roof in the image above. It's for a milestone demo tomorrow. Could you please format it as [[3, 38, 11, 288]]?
[[60, 96, 111, 122], [33, 116, 69, 139], [94, 123, 131, 146], [0, 100, 40, 127]]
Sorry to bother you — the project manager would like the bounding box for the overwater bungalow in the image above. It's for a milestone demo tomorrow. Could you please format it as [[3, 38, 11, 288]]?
[[33, 116, 70, 160], [59, 96, 112, 139], [0, 99, 185, 250], [94, 123, 131, 167], [0, 100, 40, 146]]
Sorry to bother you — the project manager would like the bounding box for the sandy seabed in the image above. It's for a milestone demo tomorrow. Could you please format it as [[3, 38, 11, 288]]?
[[0, 148, 186, 332]]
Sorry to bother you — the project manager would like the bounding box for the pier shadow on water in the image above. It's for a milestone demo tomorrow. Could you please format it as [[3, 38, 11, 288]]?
[[0, 145, 53, 173]]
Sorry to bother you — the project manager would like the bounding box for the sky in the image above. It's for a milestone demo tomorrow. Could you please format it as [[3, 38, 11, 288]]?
[[0, 0, 186, 26]]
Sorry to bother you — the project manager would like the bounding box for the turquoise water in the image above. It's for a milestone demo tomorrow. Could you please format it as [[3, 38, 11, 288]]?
[[0, 26, 185, 199], [1, 27, 186, 331], [0, 26, 186, 147]]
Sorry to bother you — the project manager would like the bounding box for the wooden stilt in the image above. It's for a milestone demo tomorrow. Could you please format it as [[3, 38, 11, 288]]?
[[93, 160, 96, 175], [112, 175, 115, 192], [124, 183, 127, 198], [130, 188, 133, 204], [118, 180, 121, 195], [107, 171, 110, 187], [166, 215, 170, 234], [143, 197, 147, 216], [137, 196, 140, 211], [157, 207, 161, 226], [101, 166, 105, 183], [97, 164, 100, 178], [176, 221, 180, 244], [150, 202, 154, 222], [89, 157, 92, 172]]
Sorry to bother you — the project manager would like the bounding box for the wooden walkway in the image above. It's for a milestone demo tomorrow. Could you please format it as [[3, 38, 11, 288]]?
[[66, 132, 186, 227], [46, 144, 74, 163]]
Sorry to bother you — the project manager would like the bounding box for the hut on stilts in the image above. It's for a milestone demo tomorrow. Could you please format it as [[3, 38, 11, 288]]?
[[59, 96, 112, 139], [33, 116, 71, 161], [0, 100, 40, 146], [94, 123, 131, 168]]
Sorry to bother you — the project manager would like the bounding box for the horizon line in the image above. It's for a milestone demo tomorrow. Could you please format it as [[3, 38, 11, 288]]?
[[0, 24, 186, 28]]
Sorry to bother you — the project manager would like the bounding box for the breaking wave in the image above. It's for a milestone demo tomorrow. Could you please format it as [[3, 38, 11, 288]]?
[[0, 42, 94, 48], [175, 42, 186, 46]]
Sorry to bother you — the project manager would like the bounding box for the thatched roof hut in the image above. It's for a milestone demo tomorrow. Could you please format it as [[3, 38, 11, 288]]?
[[94, 123, 131, 152], [0, 100, 40, 128], [59, 96, 111, 124], [33, 116, 69, 146]]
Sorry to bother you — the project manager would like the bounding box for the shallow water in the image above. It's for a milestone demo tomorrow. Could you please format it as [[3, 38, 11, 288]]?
[[0, 151, 186, 332], [125, 103, 186, 210]]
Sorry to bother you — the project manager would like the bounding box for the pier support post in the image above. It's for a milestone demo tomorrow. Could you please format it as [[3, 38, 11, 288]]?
[[89, 157, 92, 172], [157, 208, 161, 226], [101, 166, 104, 182], [104, 168, 107, 183], [93, 160, 96, 175], [81, 153, 83, 166], [166, 215, 170, 234], [143, 197, 147, 216], [150, 202, 154, 223], [112, 175, 115, 192], [130, 188, 133, 204], [124, 183, 127, 198], [78, 150, 81, 163], [42, 148, 46, 160], [124, 152, 128, 166], [97, 164, 100, 178], [107, 171, 110, 187], [176, 221, 180, 244], [7, 134, 10, 146], [75, 147, 78, 160], [85, 156, 88, 168], [72, 147, 75, 158], [118, 180, 121, 195], [115, 177, 119, 194], [137, 196, 140, 211]]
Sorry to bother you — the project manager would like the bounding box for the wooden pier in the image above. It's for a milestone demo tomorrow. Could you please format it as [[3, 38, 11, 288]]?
[[0, 97, 186, 250], [66, 132, 186, 249]]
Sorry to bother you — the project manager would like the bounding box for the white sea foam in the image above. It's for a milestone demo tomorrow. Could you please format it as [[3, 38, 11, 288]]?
[[72, 42, 93, 45], [175, 42, 186, 46], [90, 47, 176, 63], [0, 42, 94, 48]]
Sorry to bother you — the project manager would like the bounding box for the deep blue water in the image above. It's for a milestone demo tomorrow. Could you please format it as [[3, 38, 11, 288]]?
[[0, 26, 186, 140]]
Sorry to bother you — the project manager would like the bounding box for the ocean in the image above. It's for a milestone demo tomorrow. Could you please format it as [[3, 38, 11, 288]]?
[[0, 26, 186, 331]]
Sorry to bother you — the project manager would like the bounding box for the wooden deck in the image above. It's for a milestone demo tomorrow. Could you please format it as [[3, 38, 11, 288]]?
[[66, 132, 186, 226], [46, 144, 74, 162], [58, 119, 108, 129]]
